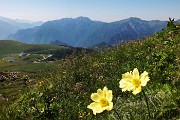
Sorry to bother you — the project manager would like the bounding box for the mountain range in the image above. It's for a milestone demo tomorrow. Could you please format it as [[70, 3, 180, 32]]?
[[3, 16, 180, 47], [0, 16, 43, 40]]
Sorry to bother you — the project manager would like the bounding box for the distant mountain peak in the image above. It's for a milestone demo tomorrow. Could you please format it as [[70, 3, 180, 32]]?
[[75, 16, 91, 21], [58, 16, 91, 22], [126, 17, 143, 22], [128, 17, 141, 20]]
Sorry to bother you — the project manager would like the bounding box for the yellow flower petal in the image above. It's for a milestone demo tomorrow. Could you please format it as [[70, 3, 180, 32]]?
[[122, 72, 134, 82], [103, 86, 108, 94], [87, 102, 103, 115], [132, 86, 142, 95], [97, 89, 105, 98], [103, 86, 112, 101], [119, 79, 134, 91], [133, 68, 139, 79], [140, 71, 150, 86], [105, 102, 113, 111], [91, 88, 107, 102], [91, 93, 100, 102], [106, 90, 112, 101]]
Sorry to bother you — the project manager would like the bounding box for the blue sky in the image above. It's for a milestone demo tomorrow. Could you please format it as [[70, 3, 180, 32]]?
[[0, 0, 179, 22]]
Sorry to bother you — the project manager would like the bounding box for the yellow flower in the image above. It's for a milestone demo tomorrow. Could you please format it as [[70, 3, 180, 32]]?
[[87, 86, 113, 115], [119, 68, 150, 95]]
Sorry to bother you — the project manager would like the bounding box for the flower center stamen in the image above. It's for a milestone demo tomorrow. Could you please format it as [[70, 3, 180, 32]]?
[[132, 78, 141, 88], [99, 98, 109, 107]]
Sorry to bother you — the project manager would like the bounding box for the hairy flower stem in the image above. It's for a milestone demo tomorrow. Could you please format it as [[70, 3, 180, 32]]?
[[113, 109, 121, 120], [142, 89, 151, 118]]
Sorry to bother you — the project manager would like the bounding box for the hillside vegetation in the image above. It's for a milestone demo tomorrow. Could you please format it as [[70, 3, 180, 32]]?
[[0, 21, 180, 120], [0, 40, 68, 56], [0, 40, 73, 78]]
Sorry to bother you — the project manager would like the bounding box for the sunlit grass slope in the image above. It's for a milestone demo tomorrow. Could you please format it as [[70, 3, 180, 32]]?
[[0, 40, 67, 57], [0, 40, 70, 73]]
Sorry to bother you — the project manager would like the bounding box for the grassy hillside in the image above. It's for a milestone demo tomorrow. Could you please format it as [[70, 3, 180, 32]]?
[[0, 40, 78, 74], [0, 40, 67, 56], [0, 24, 180, 119]]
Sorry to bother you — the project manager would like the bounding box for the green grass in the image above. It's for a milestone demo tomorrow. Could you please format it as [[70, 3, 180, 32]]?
[[0, 59, 57, 73], [0, 40, 67, 57], [0, 40, 72, 74]]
